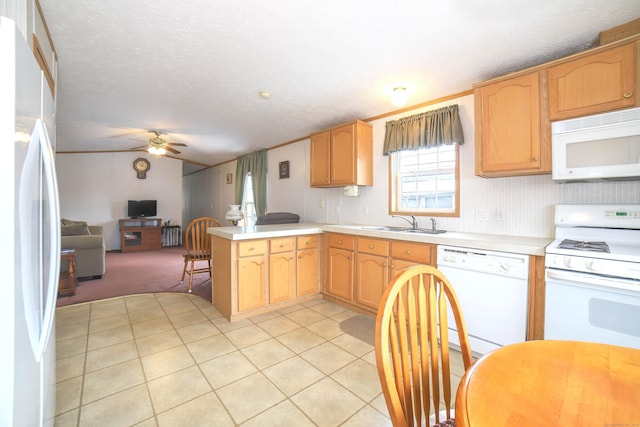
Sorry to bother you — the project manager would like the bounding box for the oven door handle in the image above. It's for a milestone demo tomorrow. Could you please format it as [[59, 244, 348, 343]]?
[[546, 268, 640, 293]]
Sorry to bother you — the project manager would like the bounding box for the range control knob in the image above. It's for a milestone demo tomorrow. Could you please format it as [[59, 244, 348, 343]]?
[[562, 257, 572, 268]]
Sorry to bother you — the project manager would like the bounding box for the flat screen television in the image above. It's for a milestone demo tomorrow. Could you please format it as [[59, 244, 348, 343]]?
[[127, 200, 157, 218]]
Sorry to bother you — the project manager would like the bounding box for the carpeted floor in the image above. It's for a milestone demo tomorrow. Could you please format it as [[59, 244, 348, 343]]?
[[56, 246, 212, 307]]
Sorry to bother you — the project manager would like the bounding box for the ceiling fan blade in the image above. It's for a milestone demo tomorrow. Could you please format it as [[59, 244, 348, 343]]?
[[165, 146, 181, 154], [167, 142, 187, 147], [131, 145, 149, 150]]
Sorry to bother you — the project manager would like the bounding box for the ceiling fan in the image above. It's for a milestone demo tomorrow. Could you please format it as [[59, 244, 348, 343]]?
[[131, 130, 187, 156]]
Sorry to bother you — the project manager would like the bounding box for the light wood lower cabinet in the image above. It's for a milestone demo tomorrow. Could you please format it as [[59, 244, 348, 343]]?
[[269, 238, 295, 304], [237, 240, 267, 311], [356, 237, 390, 310], [326, 234, 355, 301], [212, 234, 322, 321], [297, 235, 319, 296], [325, 233, 434, 313]]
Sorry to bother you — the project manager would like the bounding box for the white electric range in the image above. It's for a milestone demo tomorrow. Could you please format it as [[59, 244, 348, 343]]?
[[544, 204, 640, 349]]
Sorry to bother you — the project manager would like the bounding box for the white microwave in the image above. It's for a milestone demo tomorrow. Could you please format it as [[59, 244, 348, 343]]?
[[552, 107, 640, 182]]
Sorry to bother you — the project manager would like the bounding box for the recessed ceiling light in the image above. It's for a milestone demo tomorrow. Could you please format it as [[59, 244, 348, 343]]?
[[258, 91, 271, 99]]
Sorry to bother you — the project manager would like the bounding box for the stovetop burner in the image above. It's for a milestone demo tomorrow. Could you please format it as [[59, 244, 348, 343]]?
[[558, 239, 610, 253]]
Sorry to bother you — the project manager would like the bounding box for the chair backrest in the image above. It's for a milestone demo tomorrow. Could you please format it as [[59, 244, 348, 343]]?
[[184, 217, 221, 256], [375, 265, 473, 427]]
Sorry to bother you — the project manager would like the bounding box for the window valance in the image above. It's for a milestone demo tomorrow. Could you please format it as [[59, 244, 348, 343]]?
[[383, 104, 464, 155]]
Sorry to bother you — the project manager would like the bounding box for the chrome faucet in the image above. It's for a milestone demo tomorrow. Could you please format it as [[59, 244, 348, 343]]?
[[393, 215, 418, 230], [430, 217, 437, 231]]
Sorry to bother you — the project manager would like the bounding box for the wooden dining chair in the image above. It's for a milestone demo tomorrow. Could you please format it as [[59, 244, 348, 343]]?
[[375, 265, 474, 427], [181, 217, 221, 292]]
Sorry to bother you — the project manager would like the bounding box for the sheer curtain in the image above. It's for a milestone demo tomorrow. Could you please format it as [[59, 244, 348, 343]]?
[[383, 104, 464, 155], [235, 149, 267, 217]]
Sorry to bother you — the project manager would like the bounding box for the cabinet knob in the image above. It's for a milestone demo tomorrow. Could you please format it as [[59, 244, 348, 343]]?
[[279, 244, 284, 248], [623, 91, 633, 98], [405, 250, 412, 255], [368, 244, 374, 249], [348, 255, 352, 260], [338, 240, 343, 244], [532, 156, 538, 161], [383, 262, 387, 267]]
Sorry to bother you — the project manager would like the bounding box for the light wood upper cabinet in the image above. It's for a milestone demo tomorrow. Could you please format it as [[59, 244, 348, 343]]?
[[310, 120, 373, 187], [548, 43, 636, 121], [474, 71, 551, 177]]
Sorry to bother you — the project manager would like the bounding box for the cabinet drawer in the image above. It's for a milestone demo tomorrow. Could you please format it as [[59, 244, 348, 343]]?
[[391, 241, 432, 263], [270, 237, 295, 254], [238, 240, 268, 257], [297, 235, 318, 249], [357, 237, 390, 257], [328, 234, 355, 250]]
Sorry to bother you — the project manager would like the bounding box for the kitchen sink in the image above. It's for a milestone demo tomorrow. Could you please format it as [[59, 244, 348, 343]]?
[[359, 226, 447, 234], [359, 226, 409, 232], [403, 228, 447, 234]]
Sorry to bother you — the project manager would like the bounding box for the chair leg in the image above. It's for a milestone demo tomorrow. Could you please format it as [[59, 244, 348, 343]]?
[[188, 260, 195, 293], [181, 258, 188, 282]]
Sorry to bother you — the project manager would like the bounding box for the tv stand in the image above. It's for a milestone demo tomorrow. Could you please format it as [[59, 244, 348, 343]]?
[[119, 218, 162, 252]]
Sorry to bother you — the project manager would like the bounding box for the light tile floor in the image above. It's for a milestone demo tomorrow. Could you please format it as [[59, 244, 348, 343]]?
[[54, 293, 466, 426]]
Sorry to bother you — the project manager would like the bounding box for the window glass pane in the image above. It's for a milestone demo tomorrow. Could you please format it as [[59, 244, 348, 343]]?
[[391, 144, 458, 215], [241, 173, 257, 226]]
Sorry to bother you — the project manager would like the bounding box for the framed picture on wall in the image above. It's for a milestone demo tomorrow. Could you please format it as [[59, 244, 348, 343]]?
[[226, 173, 233, 184], [279, 161, 290, 179]]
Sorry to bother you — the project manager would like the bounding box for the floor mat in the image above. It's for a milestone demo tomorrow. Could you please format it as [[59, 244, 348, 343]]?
[[339, 314, 376, 346]]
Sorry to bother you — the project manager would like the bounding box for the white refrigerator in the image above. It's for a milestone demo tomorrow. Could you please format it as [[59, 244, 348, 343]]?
[[0, 17, 60, 427]]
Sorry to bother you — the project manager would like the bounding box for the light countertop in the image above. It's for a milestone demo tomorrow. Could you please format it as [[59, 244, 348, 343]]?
[[208, 223, 553, 256]]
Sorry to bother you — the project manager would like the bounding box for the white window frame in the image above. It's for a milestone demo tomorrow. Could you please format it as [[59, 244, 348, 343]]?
[[389, 143, 460, 217]]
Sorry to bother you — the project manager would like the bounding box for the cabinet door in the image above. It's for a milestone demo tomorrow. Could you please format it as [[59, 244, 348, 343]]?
[[548, 43, 635, 120], [475, 72, 548, 176], [297, 248, 318, 296], [310, 131, 331, 186], [390, 259, 421, 281], [331, 123, 357, 185], [270, 252, 294, 304], [327, 247, 354, 300], [356, 253, 389, 310], [238, 255, 266, 311]]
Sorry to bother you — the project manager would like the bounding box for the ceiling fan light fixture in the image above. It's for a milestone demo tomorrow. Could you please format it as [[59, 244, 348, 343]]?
[[391, 86, 408, 107], [148, 145, 166, 157]]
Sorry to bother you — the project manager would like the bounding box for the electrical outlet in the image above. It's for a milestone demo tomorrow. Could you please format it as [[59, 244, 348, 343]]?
[[319, 198, 324, 208], [475, 208, 489, 220], [496, 208, 506, 221]]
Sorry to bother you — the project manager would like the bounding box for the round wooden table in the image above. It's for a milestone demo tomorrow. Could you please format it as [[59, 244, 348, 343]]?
[[455, 340, 640, 427]]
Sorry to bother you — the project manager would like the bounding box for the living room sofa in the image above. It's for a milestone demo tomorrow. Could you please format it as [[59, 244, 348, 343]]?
[[60, 219, 106, 279]]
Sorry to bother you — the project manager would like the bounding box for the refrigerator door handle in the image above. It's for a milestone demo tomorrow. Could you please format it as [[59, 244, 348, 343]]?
[[39, 120, 60, 360], [19, 119, 60, 361]]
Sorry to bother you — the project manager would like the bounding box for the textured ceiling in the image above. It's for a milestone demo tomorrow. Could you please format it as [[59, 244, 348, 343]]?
[[40, 0, 640, 174]]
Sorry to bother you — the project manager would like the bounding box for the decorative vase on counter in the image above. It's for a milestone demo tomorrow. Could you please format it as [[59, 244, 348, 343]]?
[[225, 204, 244, 226]]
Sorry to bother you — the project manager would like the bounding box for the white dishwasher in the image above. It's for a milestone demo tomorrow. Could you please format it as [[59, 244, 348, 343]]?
[[437, 245, 529, 356]]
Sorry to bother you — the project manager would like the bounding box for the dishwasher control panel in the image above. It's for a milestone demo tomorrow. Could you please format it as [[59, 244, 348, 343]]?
[[437, 245, 529, 279]]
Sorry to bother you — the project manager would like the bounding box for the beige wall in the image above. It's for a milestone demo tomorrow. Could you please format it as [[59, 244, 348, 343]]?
[[56, 152, 183, 250]]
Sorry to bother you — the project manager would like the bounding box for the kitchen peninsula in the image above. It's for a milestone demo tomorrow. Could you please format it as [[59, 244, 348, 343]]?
[[208, 224, 551, 337]]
